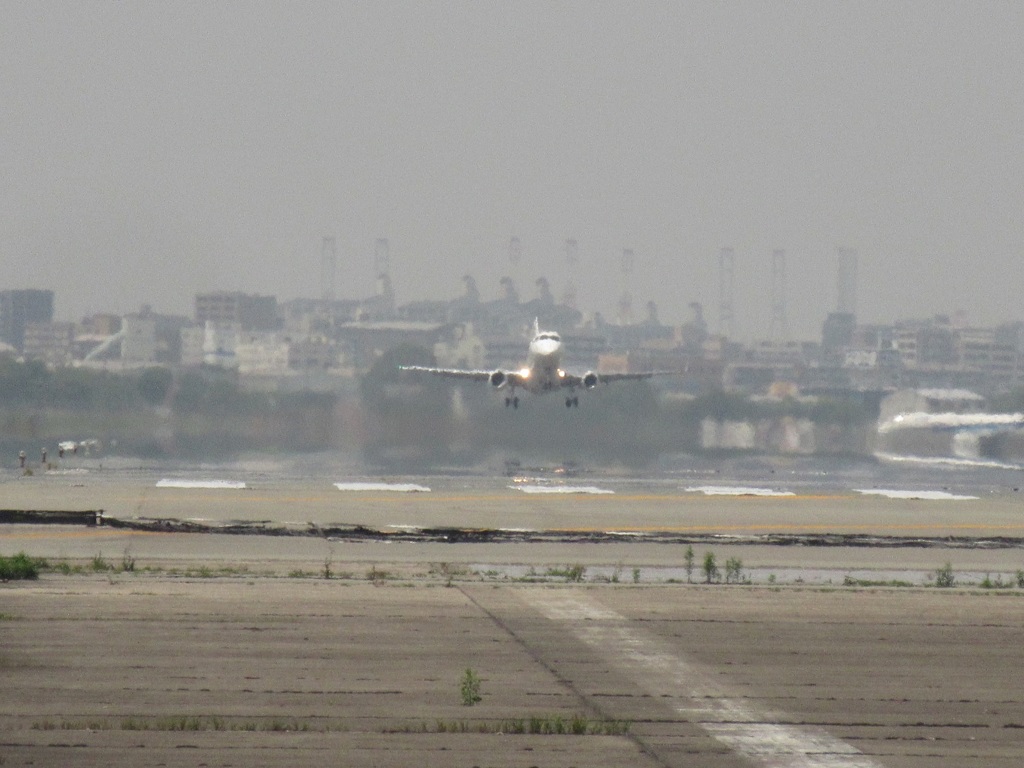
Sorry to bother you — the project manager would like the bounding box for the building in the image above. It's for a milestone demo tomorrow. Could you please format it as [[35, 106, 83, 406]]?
[[179, 326, 205, 367], [820, 312, 856, 366], [953, 327, 1016, 380], [195, 292, 279, 332], [235, 333, 290, 375], [202, 321, 241, 368], [121, 313, 158, 364], [0, 289, 54, 351], [288, 337, 343, 371], [22, 322, 75, 367], [335, 321, 447, 371]]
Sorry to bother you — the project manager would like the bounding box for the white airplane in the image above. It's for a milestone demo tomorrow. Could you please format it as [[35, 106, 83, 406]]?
[[400, 319, 671, 409]]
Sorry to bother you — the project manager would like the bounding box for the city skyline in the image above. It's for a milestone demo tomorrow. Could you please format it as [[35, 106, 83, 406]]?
[[3, 3, 1023, 339]]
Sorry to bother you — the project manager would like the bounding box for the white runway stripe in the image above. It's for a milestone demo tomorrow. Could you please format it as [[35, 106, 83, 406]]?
[[155, 479, 246, 489], [523, 590, 882, 768]]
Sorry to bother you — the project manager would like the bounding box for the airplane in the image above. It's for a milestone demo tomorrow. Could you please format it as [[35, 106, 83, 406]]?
[[399, 319, 671, 409]]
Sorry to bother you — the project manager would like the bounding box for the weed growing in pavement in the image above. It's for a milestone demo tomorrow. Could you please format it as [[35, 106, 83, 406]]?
[[50, 559, 82, 575], [36, 716, 321, 732], [430, 562, 470, 587], [460, 668, 482, 706], [0, 552, 41, 580], [843, 576, 914, 588], [566, 563, 585, 582], [724, 557, 745, 584], [1017, 570, 1024, 588], [978, 573, 1012, 589], [632, 567, 641, 584], [684, 545, 695, 583], [545, 564, 586, 582], [406, 715, 629, 736], [934, 562, 956, 588]]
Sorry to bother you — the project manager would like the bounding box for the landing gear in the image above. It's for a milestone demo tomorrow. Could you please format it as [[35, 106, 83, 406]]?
[[565, 396, 579, 408], [505, 396, 519, 409]]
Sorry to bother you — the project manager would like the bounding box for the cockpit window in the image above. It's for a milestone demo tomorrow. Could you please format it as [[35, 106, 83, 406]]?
[[537, 333, 560, 341]]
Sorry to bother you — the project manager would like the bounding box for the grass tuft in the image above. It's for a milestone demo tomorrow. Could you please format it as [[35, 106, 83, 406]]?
[[459, 667, 482, 706], [545, 564, 586, 582], [0, 552, 42, 580], [934, 561, 955, 588]]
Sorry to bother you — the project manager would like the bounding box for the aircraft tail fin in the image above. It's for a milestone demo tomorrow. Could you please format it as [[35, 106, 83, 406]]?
[[533, 317, 540, 337]]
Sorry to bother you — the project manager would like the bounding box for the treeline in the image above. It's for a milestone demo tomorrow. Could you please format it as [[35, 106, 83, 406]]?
[[0, 359, 338, 457], [0, 352, 883, 463], [0, 358, 155, 411], [0, 358, 333, 416]]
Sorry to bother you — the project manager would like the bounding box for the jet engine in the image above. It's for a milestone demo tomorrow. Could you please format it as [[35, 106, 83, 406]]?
[[582, 371, 599, 390], [489, 370, 508, 389]]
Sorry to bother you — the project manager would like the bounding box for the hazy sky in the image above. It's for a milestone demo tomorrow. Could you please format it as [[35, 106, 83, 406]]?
[[2, 1, 1022, 339]]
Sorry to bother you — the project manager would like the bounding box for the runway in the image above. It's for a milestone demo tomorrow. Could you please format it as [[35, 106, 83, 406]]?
[[3, 462, 1024, 578]]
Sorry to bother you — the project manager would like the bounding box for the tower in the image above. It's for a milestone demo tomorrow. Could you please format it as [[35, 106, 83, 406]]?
[[617, 248, 634, 325], [373, 238, 393, 309], [718, 247, 735, 339], [373, 237, 390, 280], [0, 289, 54, 352], [769, 249, 789, 341]]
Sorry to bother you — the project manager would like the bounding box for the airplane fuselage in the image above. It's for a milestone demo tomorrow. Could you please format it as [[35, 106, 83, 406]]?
[[521, 333, 565, 393]]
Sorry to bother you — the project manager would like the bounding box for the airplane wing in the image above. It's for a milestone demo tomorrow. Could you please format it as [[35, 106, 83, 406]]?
[[561, 370, 675, 388], [590, 371, 670, 383], [398, 365, 493, 382], [398, 366, 530, 389]]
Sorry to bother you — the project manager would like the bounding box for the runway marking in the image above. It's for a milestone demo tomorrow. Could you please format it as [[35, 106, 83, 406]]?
[[523, 589, 882, 768], [155, 479, 247, 489], [685, 485, 796, 496], [333, 482, 431, 492]]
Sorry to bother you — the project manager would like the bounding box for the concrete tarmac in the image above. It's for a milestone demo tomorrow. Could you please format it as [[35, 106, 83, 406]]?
[[2, 579, 1023, 767], [3, 473, 1024, 766]]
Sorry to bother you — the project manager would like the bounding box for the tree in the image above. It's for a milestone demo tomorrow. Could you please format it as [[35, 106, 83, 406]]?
[[360, 344, 454, 464], [137, 367, 173, 406], [703, 551, 719, 584], [684, 545, 695, 583]]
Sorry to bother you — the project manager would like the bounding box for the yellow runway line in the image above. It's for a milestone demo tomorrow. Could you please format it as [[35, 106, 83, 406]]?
[[0, 529, 164, 541], [117, 491, 859, 504]]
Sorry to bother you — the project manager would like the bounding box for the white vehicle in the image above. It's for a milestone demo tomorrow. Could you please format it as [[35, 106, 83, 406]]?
[[400, 319, 670, 409]]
